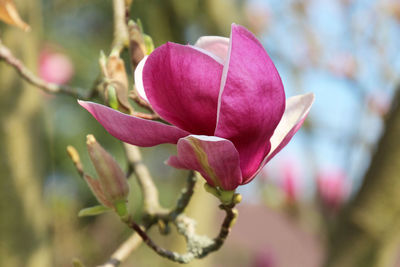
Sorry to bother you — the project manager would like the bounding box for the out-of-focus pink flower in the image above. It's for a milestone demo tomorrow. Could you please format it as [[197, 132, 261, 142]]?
[[79, 24, 314, 191], [328, 53, 357, 79], [39, 48, 74, 84], [366, 91, 391, 116], [244, 2, 270, 34], [317, 168, 350, 212], [252, 249, 276, 267], [280, 160, 300, 203]]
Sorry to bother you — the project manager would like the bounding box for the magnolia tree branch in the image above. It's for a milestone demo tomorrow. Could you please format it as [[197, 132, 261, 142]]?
[[98, 233, 142, 267], [111, 0, 130, 53], [123, 143, 167, 216], [123, 203, 238, 264], [0, 40, 97, 99], [169, 171, 197, 220]]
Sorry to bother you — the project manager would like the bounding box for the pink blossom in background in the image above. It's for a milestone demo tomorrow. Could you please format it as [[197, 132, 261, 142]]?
[[317, 168, 350, 212], [252, 249, 276, 267], [366, 91, 391, 116], [79, 24, 314, 191], [328, 52, 357, 79], [280, 160, 300, 203], [39, 48, 74, 84]]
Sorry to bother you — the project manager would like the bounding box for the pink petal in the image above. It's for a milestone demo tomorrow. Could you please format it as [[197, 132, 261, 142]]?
[[166, 135, 243, 190], [134, 56, 149, 102], [244, 93, 315, 183], [194, 36, 230, 62], [142, 42, 223, 135], [215, 24, 286, 179], [78, 100, 190, 146]]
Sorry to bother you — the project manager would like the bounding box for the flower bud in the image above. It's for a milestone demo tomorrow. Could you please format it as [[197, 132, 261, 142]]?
[[83, 174, 113, 208], [100, 51, 133, 114], [0, 0, 30, 31], [86, 134, 129, 213], [128, 20, 147, 68]]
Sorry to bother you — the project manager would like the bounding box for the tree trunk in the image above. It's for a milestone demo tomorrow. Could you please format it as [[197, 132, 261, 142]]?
[[0, 0, 52, 266], [325, 89, 400, 267]]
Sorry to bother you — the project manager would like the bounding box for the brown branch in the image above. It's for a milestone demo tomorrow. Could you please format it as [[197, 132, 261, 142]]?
[[201, 204, 238, 257], [0, 40, 96, 99], [122, 202, 238, 264], [98, 233, 142, 267], [169, 171, 196, 220], [123, 143, 167, 216], [111, 0, 129, 53]]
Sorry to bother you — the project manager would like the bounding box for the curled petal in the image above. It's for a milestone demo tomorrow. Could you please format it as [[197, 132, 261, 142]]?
[[142, 42, 223, 135], [245, 93, 315, 183], [166, 135, 243, 190], [194, 36, 230, 62], [79, 100, 190, 146], [215, 24, 286, 179]]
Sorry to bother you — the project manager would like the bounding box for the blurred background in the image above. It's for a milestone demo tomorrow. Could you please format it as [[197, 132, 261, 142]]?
[[1, 0, 400, 266]]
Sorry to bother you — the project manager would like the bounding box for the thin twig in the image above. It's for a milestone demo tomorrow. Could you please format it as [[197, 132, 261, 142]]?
[[98, 233, 142, 267], [169, 171, 196, 220], [0, 40, 95, 99], [131, 110, 160, 120], [127, 220, 187, 263], [123, 203, 238, 264], [129, 89, 156, 112], [111, 0, 129, 53], [200, 204, 238, 257], [123, 143, 167, 216]]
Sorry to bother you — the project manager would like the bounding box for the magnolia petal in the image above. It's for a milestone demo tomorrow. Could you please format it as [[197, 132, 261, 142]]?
[[189, 45, 224, 65], [142, 42, 223, 135], [215, 24, 286, 179], [134, 56, 149, 102], [194, 36, 230, 62], [244, 93, 315, 184], [79, 100, 190, 146], [166, 135, 243, 190]]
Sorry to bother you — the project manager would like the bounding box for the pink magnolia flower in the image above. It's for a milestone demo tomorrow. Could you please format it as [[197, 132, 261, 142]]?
[[317, 168, 350, 212], [79, 24, 314, 191], [280, 160, 300, 203], [39, 48, 74, 84]]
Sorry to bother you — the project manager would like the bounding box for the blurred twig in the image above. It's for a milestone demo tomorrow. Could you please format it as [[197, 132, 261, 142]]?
[[123, 143, 167, 216], [98, 233, 142, 267], [0, 39, 97, 99]]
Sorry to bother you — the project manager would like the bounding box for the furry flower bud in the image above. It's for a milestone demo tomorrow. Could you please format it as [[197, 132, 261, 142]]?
[[86, 134, 129, 215]]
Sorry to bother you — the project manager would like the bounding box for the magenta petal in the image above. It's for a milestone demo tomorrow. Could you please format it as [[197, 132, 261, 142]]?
[[78, 100, 190, 146], [243, 93, 315, 184], [142, 42, 223, 135], [166, 135, 243, 190], [215, 24, 286, 179]]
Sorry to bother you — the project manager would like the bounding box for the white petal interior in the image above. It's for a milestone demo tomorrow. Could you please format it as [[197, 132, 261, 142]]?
[[267, 92, 315, 158], [215, 25, 235, 133], [187, 134, 228, 142], [194, 36, 230, 62], [188, 45, 224, 65], [134, 56, 149, 102]]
